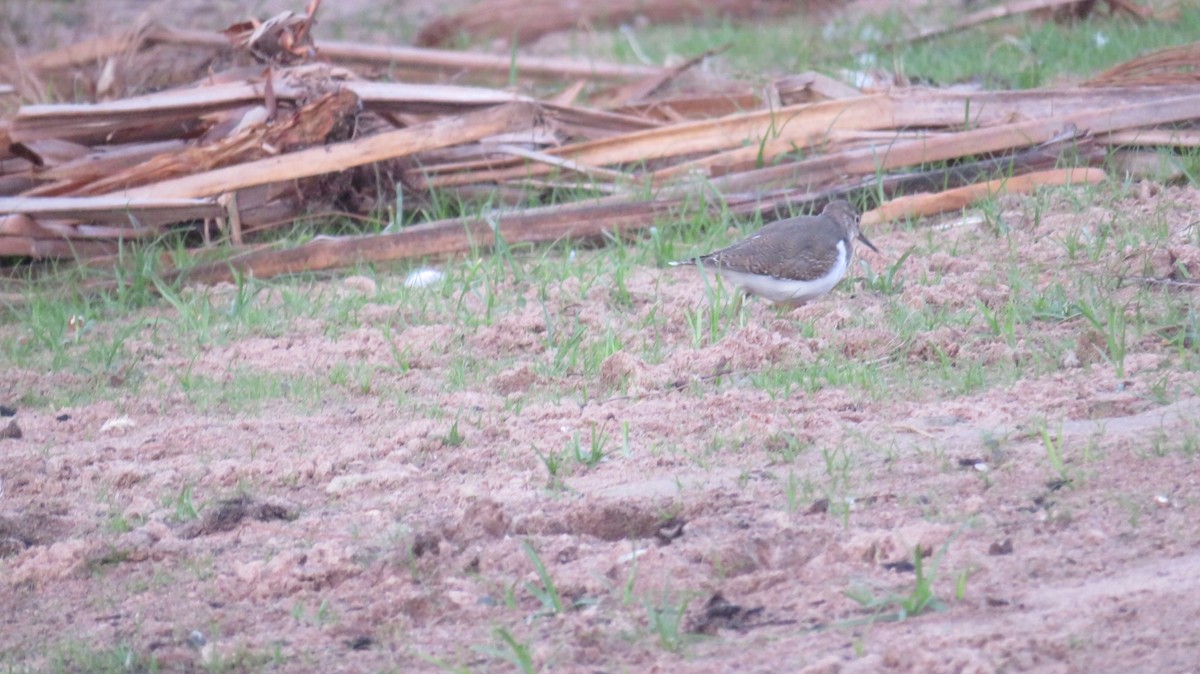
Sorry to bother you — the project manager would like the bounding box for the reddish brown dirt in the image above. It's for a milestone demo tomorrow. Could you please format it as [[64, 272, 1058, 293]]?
[[4, 3, 1200, 673], [3, 186, 1199, 672]]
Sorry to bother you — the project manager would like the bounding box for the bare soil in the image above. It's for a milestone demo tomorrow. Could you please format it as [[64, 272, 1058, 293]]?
[[4, 184, 1200, 672], [4, 3, 1200, 673]]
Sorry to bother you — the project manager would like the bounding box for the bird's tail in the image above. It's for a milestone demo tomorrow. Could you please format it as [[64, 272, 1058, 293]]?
[[668, 258, 697, 267]]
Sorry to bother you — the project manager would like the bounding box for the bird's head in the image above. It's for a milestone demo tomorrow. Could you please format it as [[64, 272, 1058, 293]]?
[[822, 200, 878, 254]]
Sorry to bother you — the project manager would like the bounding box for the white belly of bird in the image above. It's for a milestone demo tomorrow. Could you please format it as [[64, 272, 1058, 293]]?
[[719, 240, 848, 303]]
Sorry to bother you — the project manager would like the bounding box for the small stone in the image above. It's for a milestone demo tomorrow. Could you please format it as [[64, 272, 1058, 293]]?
[[1060, 350, 1081, 369], [404, 268, 444, 289], [445, 590, 476, 608], [100, 416, 136, 434], [617, 548, 648, 564], [187, 631, 207, 649]]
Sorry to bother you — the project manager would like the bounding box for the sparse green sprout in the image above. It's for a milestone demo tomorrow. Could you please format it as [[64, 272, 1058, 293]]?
[[1040, 424, 1070, 483], [582, 424, 608, 468], [522, 540, 564, 616], [472, 627, 535, 674], [858, 245, 915, 295], [444, 419, 466, 447], [646, 594, 695, 653], [532, 445, 567, 491], [172, 484, 199, 522], [1073, 296, 1128, 378], [845, 547, 948, 622]]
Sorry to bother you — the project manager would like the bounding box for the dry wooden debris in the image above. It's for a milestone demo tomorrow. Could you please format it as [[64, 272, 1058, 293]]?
[[860, 167, 1107, 227], [1086, 41, 1200, 87], [222, 0, 322, 65], [709, 89, 1200, 194], [1101, 129, 1200, 148], [2, 5, 1199, 283], [2, 21, 663, 104], [170, 197, 684, 286]]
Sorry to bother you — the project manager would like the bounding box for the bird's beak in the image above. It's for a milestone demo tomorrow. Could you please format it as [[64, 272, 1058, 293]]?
[[857, 231, 880, 254]]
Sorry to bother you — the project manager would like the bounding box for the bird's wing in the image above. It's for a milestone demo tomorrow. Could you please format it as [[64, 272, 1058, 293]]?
[[701, 216, 844, 281]]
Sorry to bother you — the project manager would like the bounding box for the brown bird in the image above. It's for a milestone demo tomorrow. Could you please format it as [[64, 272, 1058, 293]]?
[[671, 200, 878, 306]]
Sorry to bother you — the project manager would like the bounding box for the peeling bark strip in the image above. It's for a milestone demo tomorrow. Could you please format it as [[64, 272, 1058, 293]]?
[[422, 95, 898, 188], [9, 70, 542, 144], [711, 93, 1200, 194], [170, 198, 682, 286], [0, 196, 220, 223], [14, 23, 663, 84], [860, 168, 1109, 227], [114, 102, 540, 200]]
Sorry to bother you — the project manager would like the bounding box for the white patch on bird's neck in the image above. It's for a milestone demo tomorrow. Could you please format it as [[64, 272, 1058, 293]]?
[[718, 240, 849, 304]]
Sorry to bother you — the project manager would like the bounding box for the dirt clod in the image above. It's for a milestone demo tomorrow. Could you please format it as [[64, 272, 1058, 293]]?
[[654, 517, 686, 545], [688, 593, 770, 634], [411, 531, 440, 557], [0, 419, 21, 439], [988, 539, 1015, 556], [178, 495, 299, 539]]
